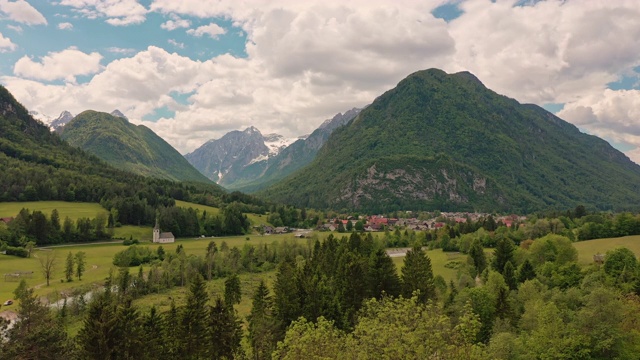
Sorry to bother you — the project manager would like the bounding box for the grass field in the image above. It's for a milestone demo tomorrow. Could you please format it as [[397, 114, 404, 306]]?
[[0, 201, 108, 221], [176, 200, 272, 228], [112, 225, 153, 241], [573, 235, 640, 264]]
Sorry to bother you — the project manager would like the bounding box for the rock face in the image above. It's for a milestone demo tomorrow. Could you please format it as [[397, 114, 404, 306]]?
[[50, 111, 75, 132], [259, 68, 640, 213], [110, 109, 128, 120]]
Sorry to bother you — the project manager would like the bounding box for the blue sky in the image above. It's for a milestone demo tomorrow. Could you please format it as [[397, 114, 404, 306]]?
[[0, 0, 639, 162]]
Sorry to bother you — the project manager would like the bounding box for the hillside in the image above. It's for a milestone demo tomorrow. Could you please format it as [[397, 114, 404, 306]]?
[[61, 110, 211, 183], [260, 69, 640, 213], [229, 108, 361, 192]]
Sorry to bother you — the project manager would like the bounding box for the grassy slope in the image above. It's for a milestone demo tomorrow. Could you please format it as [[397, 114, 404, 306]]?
[[61, 111, 211, 183], [0, 201, 108, 221]]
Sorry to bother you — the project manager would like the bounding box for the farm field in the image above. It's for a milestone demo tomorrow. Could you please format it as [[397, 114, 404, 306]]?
[[176, 200, 271, 227], [573, 235, 640, 264], [0, 233, 314, 307], [0, 201, 108, 221]]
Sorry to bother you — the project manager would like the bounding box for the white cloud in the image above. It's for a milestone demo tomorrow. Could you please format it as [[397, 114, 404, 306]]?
[[167, 39, 184, 48], [0, 0, 47, 25], [13, 47, 103, 82], [106, 46, 136, 54], [161, 15, 190, 30], [187, 23, 226, 38], [59, 0, 147, 26], [0, 32, 16, 52], [58, 22, 73, 30], [6, 24, 22, 32]]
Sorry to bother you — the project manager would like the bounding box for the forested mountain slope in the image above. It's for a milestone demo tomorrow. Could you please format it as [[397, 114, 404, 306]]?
[[261, 69, 640, 213], [61, 111, 211, 183]]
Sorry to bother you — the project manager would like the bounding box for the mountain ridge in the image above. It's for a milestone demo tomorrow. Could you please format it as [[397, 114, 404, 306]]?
[[259, 68, 640, 213]]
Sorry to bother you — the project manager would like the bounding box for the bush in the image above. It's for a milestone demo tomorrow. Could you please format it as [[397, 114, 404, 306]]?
[[113, 245, 156, 267], [122, 239, 139, 246], [4, 246, 28, 258]]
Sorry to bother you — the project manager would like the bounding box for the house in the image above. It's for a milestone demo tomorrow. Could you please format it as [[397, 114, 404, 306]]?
[[153, 220, 175, 243], [593, 253, 605, 264], [263, 226, 274, 234], [0, 217, 13, 224]]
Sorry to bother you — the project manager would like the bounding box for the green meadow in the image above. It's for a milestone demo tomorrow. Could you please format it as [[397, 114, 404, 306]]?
[[573, 235, 640, 265], [0, 201, 108, 221]]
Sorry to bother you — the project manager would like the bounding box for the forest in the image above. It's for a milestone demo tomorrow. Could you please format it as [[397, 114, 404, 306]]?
[[2, 227, 640, 359]]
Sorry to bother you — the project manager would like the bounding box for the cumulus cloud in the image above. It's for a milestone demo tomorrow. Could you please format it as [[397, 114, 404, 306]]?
[[186, 23, 226, 38], [0, 0, 47, 25], [161, 14, 190, 30], [106, 46, 136, 54], [13, 47, 103, 82], [167, 39, 184, 48], [58, 22, 73, 30], [0, 32, 16, 52], [59, 0, 147, 26]]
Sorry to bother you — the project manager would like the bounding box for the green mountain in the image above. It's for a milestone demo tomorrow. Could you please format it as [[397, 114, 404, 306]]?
[[260, 69, 640, 213], [60, 110, 211, 183]]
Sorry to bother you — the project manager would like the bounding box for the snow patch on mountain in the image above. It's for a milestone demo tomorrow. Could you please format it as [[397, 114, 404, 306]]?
[[263, 133, 296, 157]]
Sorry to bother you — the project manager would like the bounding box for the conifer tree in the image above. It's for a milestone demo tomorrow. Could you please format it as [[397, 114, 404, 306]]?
[[65, 251, 74, 282], [468, 238, 487, 275], [224, 273, 242, 307], [77, 290, 118, 360], [369, 248, 401, 299], [114, 299, 144, 360], [503, 261, 517, 290], [75, 251, 86, 280], [273, 259, 302, 335], [248, 280, 277, 360], [401, 246, 435, 303], [492, 238, 515, 274], [517, 259, 536, 283], [179, 273, 209, 359], [142, 306, 166, 359], [209, 297, 243, 359]]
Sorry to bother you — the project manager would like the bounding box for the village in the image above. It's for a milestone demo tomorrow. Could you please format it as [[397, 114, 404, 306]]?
[[258, 212, 527, 236]]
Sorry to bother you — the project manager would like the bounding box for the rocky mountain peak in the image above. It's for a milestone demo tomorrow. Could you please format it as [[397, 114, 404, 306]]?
[[51, 110, 75, 132], [110, 109, 128, 120]]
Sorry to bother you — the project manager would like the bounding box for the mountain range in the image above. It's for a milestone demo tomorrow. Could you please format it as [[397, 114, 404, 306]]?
[[60, 110, 211, 183], [259, 69, 640, 213], [184, 108, 359, 191]]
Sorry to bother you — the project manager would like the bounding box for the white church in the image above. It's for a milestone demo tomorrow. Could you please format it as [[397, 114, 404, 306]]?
[[153, 219, 175, 243]]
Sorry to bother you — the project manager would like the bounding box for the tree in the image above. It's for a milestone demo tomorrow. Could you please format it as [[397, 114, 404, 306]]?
[[492, 238, 514, 274], [179, 274, 209, 359], [368, 248, 401, 299], [346, 220, 353, 232], [604, 247, 638, 279], [25, 240, 35, 258], [0, 280, 71, 359], [248, 280, 277, 360], [75, 251, 86, 281], [503, 261, 517, 290], [65, 251, 74, 282], [273, 259, 301, 335], [224, 273, 242, 307], [401, 246, 435, 303], [517, 259, 536, 283], [468, 238, 487, 275], [209, 297, 243, 359], [38, 251, 57, 286], [76, 290, 119, 360]]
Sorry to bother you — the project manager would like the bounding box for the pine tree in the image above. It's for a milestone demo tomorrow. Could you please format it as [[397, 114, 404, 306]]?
[[517, 259, 536, 283], [75, 251, 86, 280], [492, 238, 515, 274], [369, 248, 401, 299], [273, 259, 302, 335], [248, 280, 277, 360], [179, 273, 209, 359], [503, 261, 517, 290], [468, 238, 487, 275], [142, 306, 165, 359], [77, 291, 118, 360], [65, 251, 74, 282], [224, 273, 242, 307], [114, 299, 144, 360], [209, 297, 243, 359], [401, 246, 435, 304], [1, 280, 71, 359]]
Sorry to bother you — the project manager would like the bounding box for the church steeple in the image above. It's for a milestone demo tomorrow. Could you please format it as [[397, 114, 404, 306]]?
[[153, 217, 160, 242]]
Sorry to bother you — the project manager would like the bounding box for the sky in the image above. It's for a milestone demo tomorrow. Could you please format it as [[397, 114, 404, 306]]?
[[0, 0, 639, 162]]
